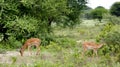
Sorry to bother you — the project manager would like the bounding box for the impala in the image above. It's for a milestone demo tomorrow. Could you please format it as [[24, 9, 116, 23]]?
[[20, 38, 41, 56], [82, 41, 104, 57]]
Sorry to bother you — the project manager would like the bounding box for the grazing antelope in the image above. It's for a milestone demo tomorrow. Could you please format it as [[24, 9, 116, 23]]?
[[20, 38, 41, 56], [82, 41, 104, 57]]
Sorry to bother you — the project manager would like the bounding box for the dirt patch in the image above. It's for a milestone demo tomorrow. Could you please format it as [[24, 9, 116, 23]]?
[[0, 50, 53, 65], [0, 51, 19, 64]]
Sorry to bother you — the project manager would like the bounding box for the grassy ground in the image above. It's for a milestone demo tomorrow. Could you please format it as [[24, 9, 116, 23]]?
[[0, 20, 120, 67], [0, 44, 120, 67]]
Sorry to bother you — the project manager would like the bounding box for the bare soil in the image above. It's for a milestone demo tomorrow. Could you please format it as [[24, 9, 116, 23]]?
[[0, 50, 52, 65]]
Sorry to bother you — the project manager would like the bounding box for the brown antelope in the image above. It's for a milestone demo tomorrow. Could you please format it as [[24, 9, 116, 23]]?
[[20, 38, 41, 56], [82, 41, 104, 57]]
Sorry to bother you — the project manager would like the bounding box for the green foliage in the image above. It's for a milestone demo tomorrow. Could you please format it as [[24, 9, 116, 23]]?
[[0, 0, 87, 46], [96, 23, 113, 41], [97, 22, 120, 56], [103, 26, 120, 53], [46, 42, 62, 52], [104, 14, 120, 25], [81, 5, 93, 19], [7, 36, 22, 48], [5, 16, 39, 39], [91, 6, 108, 22], [55, 37, 76, 48], [110, 2, 120, 17], [117, 54, 120, 62], [66, 0, 87, 23], [0, 48, 6, 54]]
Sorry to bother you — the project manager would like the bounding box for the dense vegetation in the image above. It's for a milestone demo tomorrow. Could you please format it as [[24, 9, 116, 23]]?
[[0, 0, 120, 67], [0, 0, 87, 45], [90, 6, 108, 22], [110, 2, 120, 17]]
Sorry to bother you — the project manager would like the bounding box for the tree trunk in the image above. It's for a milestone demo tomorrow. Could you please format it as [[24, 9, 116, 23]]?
[[45, 17, 53, 45], [0, 24, 9, 41], [47, 17, 53, 33]]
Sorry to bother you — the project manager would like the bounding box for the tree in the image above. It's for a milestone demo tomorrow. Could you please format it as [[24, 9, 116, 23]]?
[[82, 5, 93, 19], [0, 0, 20, 41], [35, 0, 87, 44], [0, 0, 87, 45], [110, 2, 120, 17], [91, 6, 108, 22]]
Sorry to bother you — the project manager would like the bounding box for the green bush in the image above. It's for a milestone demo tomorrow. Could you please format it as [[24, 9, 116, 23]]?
[[55, 37, 76, 48], [7, 36, 22, 48], [46, 42, 62, 52], [97, 23, 120, 56], [0, 49, 6, 54], [104, 14, 120, 25]]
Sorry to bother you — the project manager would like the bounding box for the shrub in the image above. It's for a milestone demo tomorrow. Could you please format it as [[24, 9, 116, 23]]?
[[103, 28, 120, 54], [0, 49, 6, 54], [97, 24, 120, 56], [104, 14, 120, 25], [55, 37, 76, 48], [46, 42, 62, 52], [7, 36, 22, 48]]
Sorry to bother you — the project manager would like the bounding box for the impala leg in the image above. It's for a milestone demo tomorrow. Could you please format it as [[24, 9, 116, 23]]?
[[93, 49, 97, 57], [28, 45, 32, 56], [95, 50, 98, 57], [36, 45, 40, 55], [93, 49, 95, 58], [82, 47, 87, 57]]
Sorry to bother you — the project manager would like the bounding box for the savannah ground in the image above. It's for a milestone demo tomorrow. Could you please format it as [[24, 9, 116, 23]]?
[[0, 20, 120, 67]]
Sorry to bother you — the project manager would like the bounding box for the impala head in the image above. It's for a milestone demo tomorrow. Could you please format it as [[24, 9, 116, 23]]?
[[19, 46, 26, 56], [98, 43, 106, 48], [20, 43, 28, 56], [99, 44, 103, 48]]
